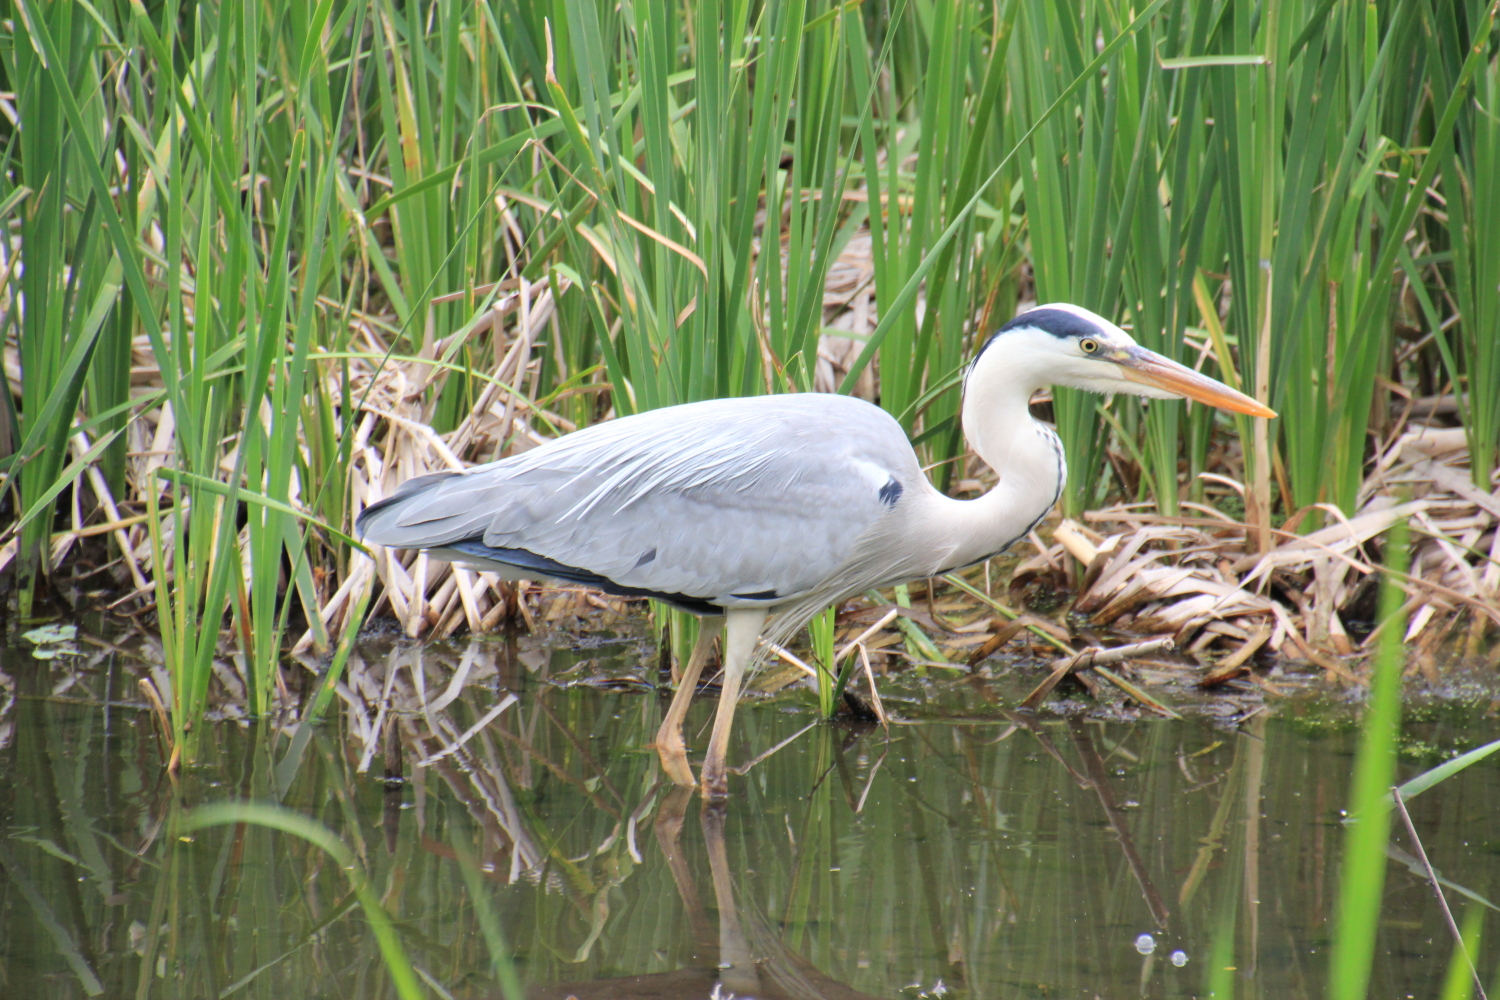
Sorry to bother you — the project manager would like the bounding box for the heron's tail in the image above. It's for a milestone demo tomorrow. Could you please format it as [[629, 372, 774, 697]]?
[[354, 470, 465, 541]]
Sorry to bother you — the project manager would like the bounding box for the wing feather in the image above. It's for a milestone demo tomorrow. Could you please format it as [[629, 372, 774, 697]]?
[[357, 394, 921, 606]]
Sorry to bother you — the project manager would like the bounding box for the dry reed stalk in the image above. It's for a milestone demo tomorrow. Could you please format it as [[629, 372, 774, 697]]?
[[1048, 413, 1497, 668]]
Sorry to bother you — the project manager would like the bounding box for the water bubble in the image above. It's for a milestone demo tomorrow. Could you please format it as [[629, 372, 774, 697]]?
[[1135, 933, 1156, 955], [1171, 950, 1189, 967]]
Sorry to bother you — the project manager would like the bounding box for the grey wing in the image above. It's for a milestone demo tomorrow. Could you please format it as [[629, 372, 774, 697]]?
[[356, 395, 922, 607]]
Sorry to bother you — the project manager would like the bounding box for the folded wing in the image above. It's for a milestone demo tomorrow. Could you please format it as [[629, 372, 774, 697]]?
[[356, 395, 921, 608]]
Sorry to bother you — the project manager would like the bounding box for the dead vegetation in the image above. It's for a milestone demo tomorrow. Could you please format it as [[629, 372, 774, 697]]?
[[1012, 422, 1500, 682]]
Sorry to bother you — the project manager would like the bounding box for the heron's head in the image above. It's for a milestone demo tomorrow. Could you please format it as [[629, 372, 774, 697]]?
[[968, 303, 1275, 418]]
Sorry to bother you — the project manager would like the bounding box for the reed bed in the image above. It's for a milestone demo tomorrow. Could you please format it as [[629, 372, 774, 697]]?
[[0, 0, 1498, 752]]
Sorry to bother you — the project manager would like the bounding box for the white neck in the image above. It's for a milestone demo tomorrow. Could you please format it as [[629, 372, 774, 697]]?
[[917, 351, 1065, 573]]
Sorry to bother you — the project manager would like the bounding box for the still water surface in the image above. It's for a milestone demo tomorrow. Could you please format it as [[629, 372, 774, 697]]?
[[1, 626, 1496, 998]]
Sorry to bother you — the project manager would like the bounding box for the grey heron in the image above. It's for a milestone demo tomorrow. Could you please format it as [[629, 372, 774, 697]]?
[[357, 304, 1274, 798]]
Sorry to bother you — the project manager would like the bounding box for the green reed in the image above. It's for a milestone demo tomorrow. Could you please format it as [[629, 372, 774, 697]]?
[[1327, 518, 1407, 1000], [2, 1, 128, 616], [1433, 2, 1500, 493], [1011, 0, 1498, 531]]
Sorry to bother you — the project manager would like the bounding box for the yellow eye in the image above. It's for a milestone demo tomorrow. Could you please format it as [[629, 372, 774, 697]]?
[[1080, 337, 1099, 354]]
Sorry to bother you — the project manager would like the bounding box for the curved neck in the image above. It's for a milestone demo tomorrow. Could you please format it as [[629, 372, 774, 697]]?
[[962, 358, 1053, 483], [921, 365, 1064, 572]]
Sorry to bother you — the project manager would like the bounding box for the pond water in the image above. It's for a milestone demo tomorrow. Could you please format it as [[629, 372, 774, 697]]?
[[1, 624, 1497, 999]]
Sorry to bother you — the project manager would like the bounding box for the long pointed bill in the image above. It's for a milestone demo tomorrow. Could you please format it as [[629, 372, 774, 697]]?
[[1111, 345, 1277, 418]]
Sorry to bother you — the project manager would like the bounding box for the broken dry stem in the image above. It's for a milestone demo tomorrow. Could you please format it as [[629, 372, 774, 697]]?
[[1019, 637, 1177, 712]]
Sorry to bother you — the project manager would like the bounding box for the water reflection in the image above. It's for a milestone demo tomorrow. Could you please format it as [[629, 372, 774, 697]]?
[[528, 789, 889, 1000], [0, 630, 1495, 998]]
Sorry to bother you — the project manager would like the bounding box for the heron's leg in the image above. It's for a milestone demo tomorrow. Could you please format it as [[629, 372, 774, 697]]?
[[656, 616, 723, 787], [700, 608, 767, 800]]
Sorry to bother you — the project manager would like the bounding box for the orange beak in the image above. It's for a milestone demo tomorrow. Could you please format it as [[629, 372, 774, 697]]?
[[1112, 345, 1276, 419]]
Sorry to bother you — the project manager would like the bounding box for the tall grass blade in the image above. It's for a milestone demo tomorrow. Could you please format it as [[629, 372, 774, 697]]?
[[1327, 518, 1409, 1000]]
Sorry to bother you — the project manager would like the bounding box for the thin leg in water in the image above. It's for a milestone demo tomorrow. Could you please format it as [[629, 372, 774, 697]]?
[[655, 616, 724, 787], [700, 607, 767, 800]]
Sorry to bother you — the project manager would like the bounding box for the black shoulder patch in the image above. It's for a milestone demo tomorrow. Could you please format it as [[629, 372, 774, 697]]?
[[878, 476, 903, 507]]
